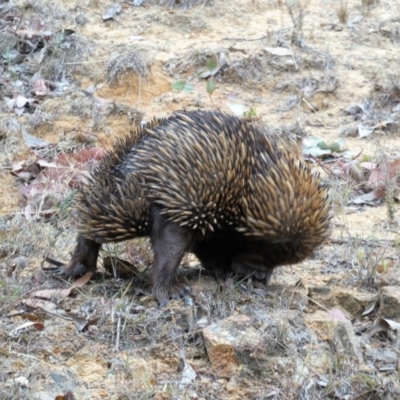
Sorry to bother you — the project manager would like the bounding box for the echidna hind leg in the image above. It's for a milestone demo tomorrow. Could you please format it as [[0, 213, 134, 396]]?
[[46, 235, 100, 277], [231, 261, 274, 283], [150, 207, 194, 306]]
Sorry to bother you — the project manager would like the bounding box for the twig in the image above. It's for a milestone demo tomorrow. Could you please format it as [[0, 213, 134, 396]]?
[[63, 128, 98, 137], [63, 128, 106, 148], [307, 147, 363, 181], [329, 237, 398, 245], [222, 35, 267, 42], [115, 312, 121, 351]]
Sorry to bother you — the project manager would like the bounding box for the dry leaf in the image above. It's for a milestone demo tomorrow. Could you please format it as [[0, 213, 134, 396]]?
[[32, 78, 48, 96], [350, 191, 382, 205], [376, 259, 394, 274], [31, 273, 93, 302], [264, 46, 293, 56], [365, 317, 400, 340], [22, 299, 58, 312], [55, 390, 76, 400], [362, 301, 377, 316], [369, 159, 400, 187], [179, 349, 196, 388], [22, 129, 51, 149], [9, 321, 45, 336]]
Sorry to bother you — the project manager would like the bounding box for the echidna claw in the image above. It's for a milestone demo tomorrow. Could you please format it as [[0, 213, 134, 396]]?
[[42, 257, 69, 275], [43, 257, 65, 269], [43, 257, 89, 278], [156, 285, 193, 307]]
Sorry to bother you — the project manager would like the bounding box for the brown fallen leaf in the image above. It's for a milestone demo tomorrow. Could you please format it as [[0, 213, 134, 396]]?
[[30, 288, 74, 302], [30, 272, 93, 303], [21, 298, 58, 312], [369, 158, 400, 193], [376, 259, 394, 274], [9, 321, 45, 336], [55, 390, 76, 400]]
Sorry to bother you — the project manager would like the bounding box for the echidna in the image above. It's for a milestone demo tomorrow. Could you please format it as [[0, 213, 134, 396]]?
[[47, 110, 331, 305]]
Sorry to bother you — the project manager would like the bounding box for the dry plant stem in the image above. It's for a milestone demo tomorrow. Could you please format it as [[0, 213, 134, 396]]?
[[222, 35, 267, 41], [336, 1, 349, 24], [330, 237, 397, 246], [64, 128, 98, 137], [63, 128, 106, 147], [308, 148, 363, 182], [115, 312, 121, 351], [308, 155, 336, 179]]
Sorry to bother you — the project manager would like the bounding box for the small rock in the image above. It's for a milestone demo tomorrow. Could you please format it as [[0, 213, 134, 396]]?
[[0, 32, 17, 55], [6, 376, 29, 388], [309, 286, 335, 308], [268, 285, 308, 310], [365, 346, 398, 365], [347, 15, 363, 27], [203, 315, 265, 376], [13, 256, 29, 270], [309, 287, 375, 317], [102, 4, 122, 21], [75, 14, 88, 25], [307, 342, 333, 374], [378, 286, 400, 320], [33, 392, 54, 400], [161, 302, 197, 332], [335, 289, 375, 317], [376, 269, 400, 288], [305, 311, 363, 362]]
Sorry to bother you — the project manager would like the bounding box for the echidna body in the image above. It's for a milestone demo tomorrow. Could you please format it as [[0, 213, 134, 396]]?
[[50, 110, 331, 305]]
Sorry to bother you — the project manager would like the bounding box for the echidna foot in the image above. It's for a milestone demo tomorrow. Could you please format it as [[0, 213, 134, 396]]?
[[153, 284, 192, 307], [170, 284, 191, 299], [232, 262, 275, 283], [44, 235, 100, 278], [44, 257, 92, 277]]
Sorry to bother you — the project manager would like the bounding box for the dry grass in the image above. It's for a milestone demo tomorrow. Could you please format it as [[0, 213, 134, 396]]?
[[0, 172, 20, 216], [106, 50, 150, 84], [336, 1, 349, 24], [285, 0, 308, 43]]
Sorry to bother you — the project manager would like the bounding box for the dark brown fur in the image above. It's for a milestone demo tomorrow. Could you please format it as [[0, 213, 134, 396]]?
[[46, 110, 331, 305]]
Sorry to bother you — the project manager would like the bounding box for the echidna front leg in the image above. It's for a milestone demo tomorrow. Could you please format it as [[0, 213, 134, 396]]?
[[45, 234, 100, 277], [150, 207, 195, 306]]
